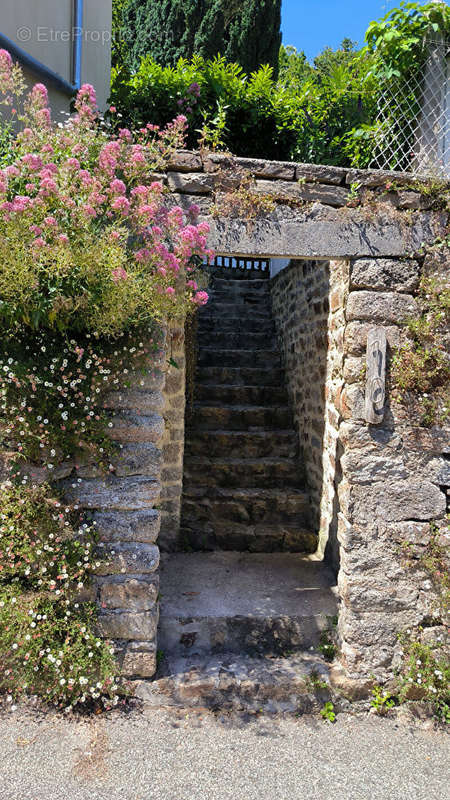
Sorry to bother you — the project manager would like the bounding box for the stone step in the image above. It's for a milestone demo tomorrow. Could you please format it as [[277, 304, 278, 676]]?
[[182, 486, 311, 527], [197, 331, 274, 350], [198, 316, 275, 334], [190, 404, 292, 431], [210, 278, 271, 292], [195, 366, 285, 387], [209, 289, 272, 304], [185, 429, 298, 458], [132, 652, 332, 713], [208, 267, 270, 281], [180, 519, 317, 552], [198, 348, 281, 369], [194, 384, 288, 405], [200, 303, 272, 320], [184, 456, 304, 489], [157, 552, 337, 658]]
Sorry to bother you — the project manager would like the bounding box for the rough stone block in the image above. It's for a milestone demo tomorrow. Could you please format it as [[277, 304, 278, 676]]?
[[96, 607, 159, 640], [112, 443, 162, 477], [92, 509, 160, 543], [167, 172, 215, 194], [103, 390, 165, 414], [95, 542, 160, 575], [120, 641, 157, 677], [254, 179, 348, 207], [168, 150, 203, 172], [295, 163, 347, 185], [126, 368, 165, 392], [62, 475, 160, 510], [350, 259, 420, 293], [390, 520, 431, 546], [203, 153, 297, 180], [345, 168, 413, 187], [205, 206, 446, 259], [350, 481, 446, 524], [346, 291, 416, 324], [97, 575, 159, 610], [344, 321, 404, 356], [109, 412, 165, 444]]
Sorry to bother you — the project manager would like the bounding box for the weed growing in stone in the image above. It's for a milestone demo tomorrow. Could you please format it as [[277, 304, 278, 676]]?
[[370, 685, 396, 715], [320, 701, 336, 723], [392, 275, 450, 427], [396, 633, 450, 723]]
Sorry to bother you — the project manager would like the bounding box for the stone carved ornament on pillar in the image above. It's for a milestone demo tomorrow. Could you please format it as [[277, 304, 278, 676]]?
[[364, 327, 387, 424]]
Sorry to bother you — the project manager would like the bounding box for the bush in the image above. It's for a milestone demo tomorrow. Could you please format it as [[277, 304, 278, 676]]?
[[0, 51, 211, 337], [0, 485, 119, 710], [110, 50, 376, 165]]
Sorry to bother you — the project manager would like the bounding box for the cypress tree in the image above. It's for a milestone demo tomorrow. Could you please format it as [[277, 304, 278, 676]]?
[[118, 0, 282, 76]]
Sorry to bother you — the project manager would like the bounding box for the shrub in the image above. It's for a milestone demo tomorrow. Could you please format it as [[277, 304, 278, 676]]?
[[115, 0, 282, 77], [0, 485, 119, 710], [0, 51, 211, 337]]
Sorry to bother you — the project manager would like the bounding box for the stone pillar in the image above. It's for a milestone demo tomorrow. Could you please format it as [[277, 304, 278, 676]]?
[[336, 257, 449, 681]]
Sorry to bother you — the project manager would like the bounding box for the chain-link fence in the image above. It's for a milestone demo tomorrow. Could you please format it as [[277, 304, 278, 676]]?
[[369, 40, 450, 177]]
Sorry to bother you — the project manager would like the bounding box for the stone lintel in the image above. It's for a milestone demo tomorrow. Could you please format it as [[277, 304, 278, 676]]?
[[204, 208, 446, 259]]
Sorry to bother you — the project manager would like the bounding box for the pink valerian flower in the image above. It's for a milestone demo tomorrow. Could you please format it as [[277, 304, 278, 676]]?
[[111, 267, 128, 283], [66, 158, 80, 170], [135, 248, 150, 262], [118, 128, 133, 142], [82, 204, 97, 218], [165, 287, 175, 296], [112, 196, 130, 215], [110, 178, 126, 195], [22, 153, 43, 171], [192, 291, 209, 306]]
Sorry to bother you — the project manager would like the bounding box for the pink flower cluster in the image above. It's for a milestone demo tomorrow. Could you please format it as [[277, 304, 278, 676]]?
[[0, 51, 211, 319]]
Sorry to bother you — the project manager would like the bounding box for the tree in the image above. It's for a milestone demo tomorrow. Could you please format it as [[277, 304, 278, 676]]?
[[116, 0, 282, 76]]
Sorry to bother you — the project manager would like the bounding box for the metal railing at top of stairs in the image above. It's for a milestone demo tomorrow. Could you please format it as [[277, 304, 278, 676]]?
[[208, 255, 271, 272]]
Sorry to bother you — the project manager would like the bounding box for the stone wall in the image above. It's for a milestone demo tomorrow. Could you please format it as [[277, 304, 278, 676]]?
[[271, 250, 448, 681], [60, 329, 183, 679], [159, 324, 187, 552], [336, 253, 449, 681], [271, 259, 348, 571]]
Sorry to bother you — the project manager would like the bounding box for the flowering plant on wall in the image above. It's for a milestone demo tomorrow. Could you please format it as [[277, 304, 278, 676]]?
[[0, 49, 211, 710], [0, 50, 211, 336]]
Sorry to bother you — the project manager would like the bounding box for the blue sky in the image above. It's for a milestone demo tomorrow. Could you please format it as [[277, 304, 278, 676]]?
[[281, 0, 411, 60]]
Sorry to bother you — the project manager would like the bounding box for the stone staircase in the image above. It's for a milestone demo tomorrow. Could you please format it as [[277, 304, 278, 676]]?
[[137, 267, 338, 713], [134, 551, 339, 713], [181, 267, 317, 553]]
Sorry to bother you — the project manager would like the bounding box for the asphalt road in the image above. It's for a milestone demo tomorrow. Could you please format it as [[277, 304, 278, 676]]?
[[0, 705, 448, 800]]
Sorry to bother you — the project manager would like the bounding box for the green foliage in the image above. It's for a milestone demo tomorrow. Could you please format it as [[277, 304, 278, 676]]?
[[0, 485, 120, 710], [320, 701, 336, 722], [318, 632, 337, 662], [397, 632, 450, 722], [111, 3, 450, 168], [110, 48, 376, 164], [116, 0, 281, 75], [366, 1, 450, 79], [392, 276, 450, 427], [370, 685, 396, 714], [0, 325, 161, 467]]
